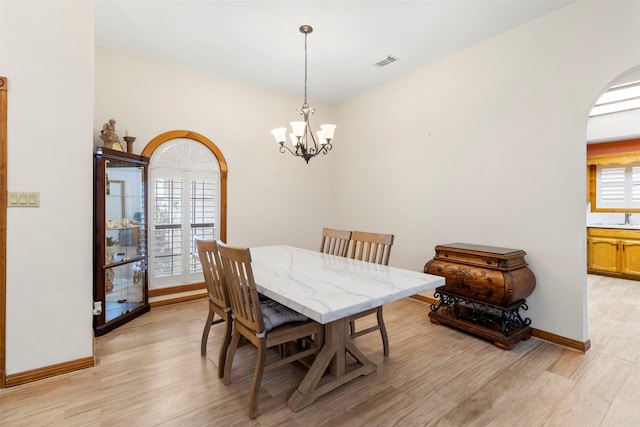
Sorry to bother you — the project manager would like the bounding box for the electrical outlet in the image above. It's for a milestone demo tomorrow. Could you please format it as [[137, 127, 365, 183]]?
[[92, 301, 103, 316]]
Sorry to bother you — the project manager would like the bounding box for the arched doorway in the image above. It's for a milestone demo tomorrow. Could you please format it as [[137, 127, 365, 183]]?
[[142, 130, 227, 304], [585, 65, 640, 345]]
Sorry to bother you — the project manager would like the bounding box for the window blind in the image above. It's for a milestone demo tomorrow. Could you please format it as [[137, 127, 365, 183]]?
[[597, 164, 640, 208]]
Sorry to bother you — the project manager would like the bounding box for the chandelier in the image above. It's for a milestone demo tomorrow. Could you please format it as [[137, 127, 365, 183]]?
[[271, 25, 336, 164]]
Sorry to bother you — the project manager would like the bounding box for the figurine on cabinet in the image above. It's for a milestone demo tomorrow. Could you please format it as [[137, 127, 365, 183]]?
[[99, 119, 124, 151]]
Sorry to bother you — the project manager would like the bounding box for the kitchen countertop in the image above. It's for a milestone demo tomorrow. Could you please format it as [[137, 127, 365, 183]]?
[[587, 223, 640, 229]]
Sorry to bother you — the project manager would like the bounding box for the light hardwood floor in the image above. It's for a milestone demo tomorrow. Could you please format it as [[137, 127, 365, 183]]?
[[1, 274, 639, 426]]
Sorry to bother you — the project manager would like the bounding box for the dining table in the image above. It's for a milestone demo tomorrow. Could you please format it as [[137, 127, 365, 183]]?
[[250, 245, 445, 411]]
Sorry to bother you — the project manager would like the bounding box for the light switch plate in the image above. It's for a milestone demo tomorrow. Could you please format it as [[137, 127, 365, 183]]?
[[8, 192, 39, 207]]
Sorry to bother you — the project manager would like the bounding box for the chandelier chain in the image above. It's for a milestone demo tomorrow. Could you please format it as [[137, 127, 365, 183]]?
[[304, 31, 308, 106]]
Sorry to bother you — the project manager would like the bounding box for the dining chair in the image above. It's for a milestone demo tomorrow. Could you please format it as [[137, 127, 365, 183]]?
[[319, 227, 352, 257], [346, 230, 395, 356], [216, 241, 322, 420], [196, 238, 232, 379]]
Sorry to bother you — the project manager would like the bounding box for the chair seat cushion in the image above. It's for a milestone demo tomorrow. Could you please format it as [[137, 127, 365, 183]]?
[[261, 299, 307, 332]]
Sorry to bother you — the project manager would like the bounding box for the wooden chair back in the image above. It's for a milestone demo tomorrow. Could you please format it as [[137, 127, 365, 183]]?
[[346, 230, 395, 356], [348, 231, 394, 266], [196, 238, 229, 309], [319, 228, 352, 257], [196, 239, 234, 373], [216, 241, 265, 336]]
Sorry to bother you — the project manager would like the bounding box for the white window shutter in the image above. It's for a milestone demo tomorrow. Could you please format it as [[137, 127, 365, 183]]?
[[597, 163, 640, 209], [599, 166, 626, 207], [632, 166, 640, 207]]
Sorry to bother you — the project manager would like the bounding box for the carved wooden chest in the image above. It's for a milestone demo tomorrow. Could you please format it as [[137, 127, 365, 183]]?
[[424, 243, 536, 350]]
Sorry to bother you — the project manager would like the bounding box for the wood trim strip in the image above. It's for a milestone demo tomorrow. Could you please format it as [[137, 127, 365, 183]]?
[[586, 151, 640, 166], [531, 328, 591, 352], [4, 356, 94, 388], [150, 293, 206, 308], [0, 76, 7, 388], [410, 294, 436, 305], [148, 282, 205, 298], [409, 295, 590, 353]]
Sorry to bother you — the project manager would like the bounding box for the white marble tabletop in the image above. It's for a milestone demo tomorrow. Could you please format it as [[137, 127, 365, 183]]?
[[250, 245, 445, 324]]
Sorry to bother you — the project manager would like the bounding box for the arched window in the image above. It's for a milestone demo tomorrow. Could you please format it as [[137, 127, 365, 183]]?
[[142, 131, 227, 292]]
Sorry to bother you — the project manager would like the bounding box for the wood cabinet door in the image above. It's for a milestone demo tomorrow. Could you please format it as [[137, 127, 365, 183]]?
[[589, 237, 619, 273], [620, 239, 640, 275]]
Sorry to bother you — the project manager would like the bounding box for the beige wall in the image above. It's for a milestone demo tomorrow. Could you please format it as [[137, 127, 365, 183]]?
[[332, 1, 640, 341], [2, 0, 94, 374]]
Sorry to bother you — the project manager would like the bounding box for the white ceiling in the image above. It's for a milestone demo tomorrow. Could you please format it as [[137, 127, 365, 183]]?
[[94, 0, 574, 105]]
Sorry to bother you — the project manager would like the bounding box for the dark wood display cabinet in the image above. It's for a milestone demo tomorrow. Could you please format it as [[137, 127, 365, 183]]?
[[425, 243, 536, 350], [94, 147, 150, 336]]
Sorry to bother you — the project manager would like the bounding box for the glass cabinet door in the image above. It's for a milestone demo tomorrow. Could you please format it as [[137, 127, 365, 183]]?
[[94, 147, 150, 336]]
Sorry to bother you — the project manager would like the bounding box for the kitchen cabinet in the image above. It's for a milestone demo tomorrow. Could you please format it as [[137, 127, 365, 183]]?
[[587, 228, 640, 279]]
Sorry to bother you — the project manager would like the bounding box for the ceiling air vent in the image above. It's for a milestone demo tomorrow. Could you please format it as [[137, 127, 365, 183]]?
[[374, 55, 398, 68]]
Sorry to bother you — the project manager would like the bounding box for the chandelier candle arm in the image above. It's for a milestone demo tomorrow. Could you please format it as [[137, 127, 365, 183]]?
[[270, 24, 336, 164]]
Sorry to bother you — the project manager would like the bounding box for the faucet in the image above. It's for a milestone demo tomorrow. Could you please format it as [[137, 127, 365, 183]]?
[[625, 211, 632, 224]]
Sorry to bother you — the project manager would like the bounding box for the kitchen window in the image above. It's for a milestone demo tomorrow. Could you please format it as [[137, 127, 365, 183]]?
[[596, 163, 640, 209], [587, 143, 640, 213]]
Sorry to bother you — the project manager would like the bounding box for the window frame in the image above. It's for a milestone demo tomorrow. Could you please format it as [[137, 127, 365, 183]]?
[[141, 130, 228, 297], [587, 150, 640, 213], [595, 163, 640, 209]]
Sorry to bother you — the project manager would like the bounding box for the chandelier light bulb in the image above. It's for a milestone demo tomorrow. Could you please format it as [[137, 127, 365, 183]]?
[[316, 130, 326, 145], [290, 121, 307, 137], [320, 124, 336, 140], [271, 127, 287, 144]]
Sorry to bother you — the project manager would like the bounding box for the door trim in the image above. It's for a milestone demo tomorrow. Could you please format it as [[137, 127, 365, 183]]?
[[1, 76, 7, 388]]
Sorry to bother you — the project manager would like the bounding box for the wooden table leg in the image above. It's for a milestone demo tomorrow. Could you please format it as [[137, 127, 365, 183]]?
[[288, 317, 377, 412]]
